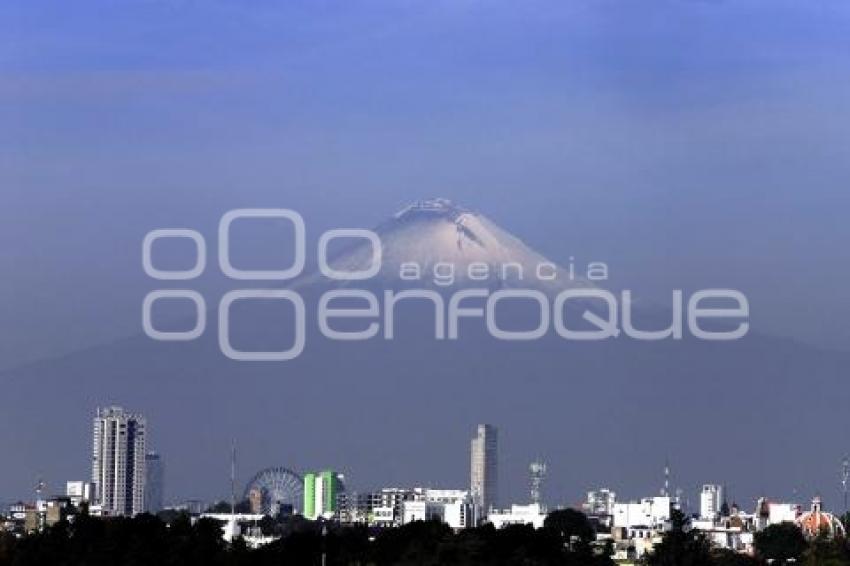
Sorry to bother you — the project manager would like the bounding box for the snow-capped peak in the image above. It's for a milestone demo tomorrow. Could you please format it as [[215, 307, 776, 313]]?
[[322, 199, 591, 291], [392, 198, 469, 221]]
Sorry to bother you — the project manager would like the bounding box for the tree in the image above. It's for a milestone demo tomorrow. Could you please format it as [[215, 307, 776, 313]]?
[[543, 508, 595, 546], [643, 509, 714, 566], [542, 508, 614, 565], [0, 511, 619, 566], [711, 548, 761, 566], [801, 533, 850, 566], [156, 508, 189, 525], [0, 532, 15, 565], [369, 519, 452, 566], [753, 522, 807, 563]]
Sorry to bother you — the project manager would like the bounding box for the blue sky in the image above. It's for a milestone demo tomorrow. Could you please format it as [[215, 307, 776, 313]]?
[[2, 0, 850, 367]]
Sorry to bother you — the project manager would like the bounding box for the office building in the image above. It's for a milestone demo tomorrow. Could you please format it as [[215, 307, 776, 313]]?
[[470, 424, 498, 513], [145, 452, 164, 514]]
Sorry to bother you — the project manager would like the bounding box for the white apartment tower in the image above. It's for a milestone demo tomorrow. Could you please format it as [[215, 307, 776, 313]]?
[[91, 406, 147, 516], [470, 424, 498, 514], [700, 484, 724, 520]]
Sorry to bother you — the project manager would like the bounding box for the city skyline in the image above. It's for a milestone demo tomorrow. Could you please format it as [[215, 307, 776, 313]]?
[[5, 405, 850, 564], [5, 408, 847, 521]]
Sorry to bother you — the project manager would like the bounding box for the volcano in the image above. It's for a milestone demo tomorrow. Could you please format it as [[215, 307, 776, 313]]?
[[0, 200, 847, 510], [313, 198, 592, 292]]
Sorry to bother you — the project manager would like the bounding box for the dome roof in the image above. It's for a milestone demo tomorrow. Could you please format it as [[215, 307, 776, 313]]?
[[796, 497, 846, 539]]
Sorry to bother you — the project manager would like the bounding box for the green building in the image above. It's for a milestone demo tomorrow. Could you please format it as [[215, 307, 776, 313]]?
[[303, 469, 343, 519], [303, 472, 316, 519]]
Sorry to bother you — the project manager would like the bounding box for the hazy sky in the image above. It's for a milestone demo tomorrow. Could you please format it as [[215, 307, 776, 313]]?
[[2, 1, 850, 372], [4, 0, 850, 511]]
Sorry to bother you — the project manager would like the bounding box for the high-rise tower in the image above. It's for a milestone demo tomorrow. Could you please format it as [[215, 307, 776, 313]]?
[[529, 459, 547, 506], [91, 406, 147, 516], [144, 452, 164, 514], [470, 424, 498, 514]]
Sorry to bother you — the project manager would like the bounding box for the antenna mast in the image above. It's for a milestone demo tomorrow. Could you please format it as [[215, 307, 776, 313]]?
[[231, 441, 237, 517], [35, 477, 46, 501]]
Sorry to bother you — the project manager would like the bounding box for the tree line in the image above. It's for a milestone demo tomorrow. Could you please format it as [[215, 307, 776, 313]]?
[[1, 507, 849, 565]]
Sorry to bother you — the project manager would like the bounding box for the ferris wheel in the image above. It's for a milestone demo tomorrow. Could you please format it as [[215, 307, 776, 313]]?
[[243, 467, 304, 516]]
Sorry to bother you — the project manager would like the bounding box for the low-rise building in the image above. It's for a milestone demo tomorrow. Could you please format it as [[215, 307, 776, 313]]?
[[612, 496, 672, 530], [200, 513, 277, 548], [336, 487, 413, 527], [584, 489, 617, 516], [487, 503, 547, 529], [66, 481, 94, 507], [401, 488, 476, 530], [19, 498, 75, 533]]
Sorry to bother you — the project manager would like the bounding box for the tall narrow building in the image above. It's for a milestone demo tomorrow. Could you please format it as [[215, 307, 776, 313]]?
[[91, 406, 147, 516], [144, 452, 164, 514], [470, 424, 498, 514]]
